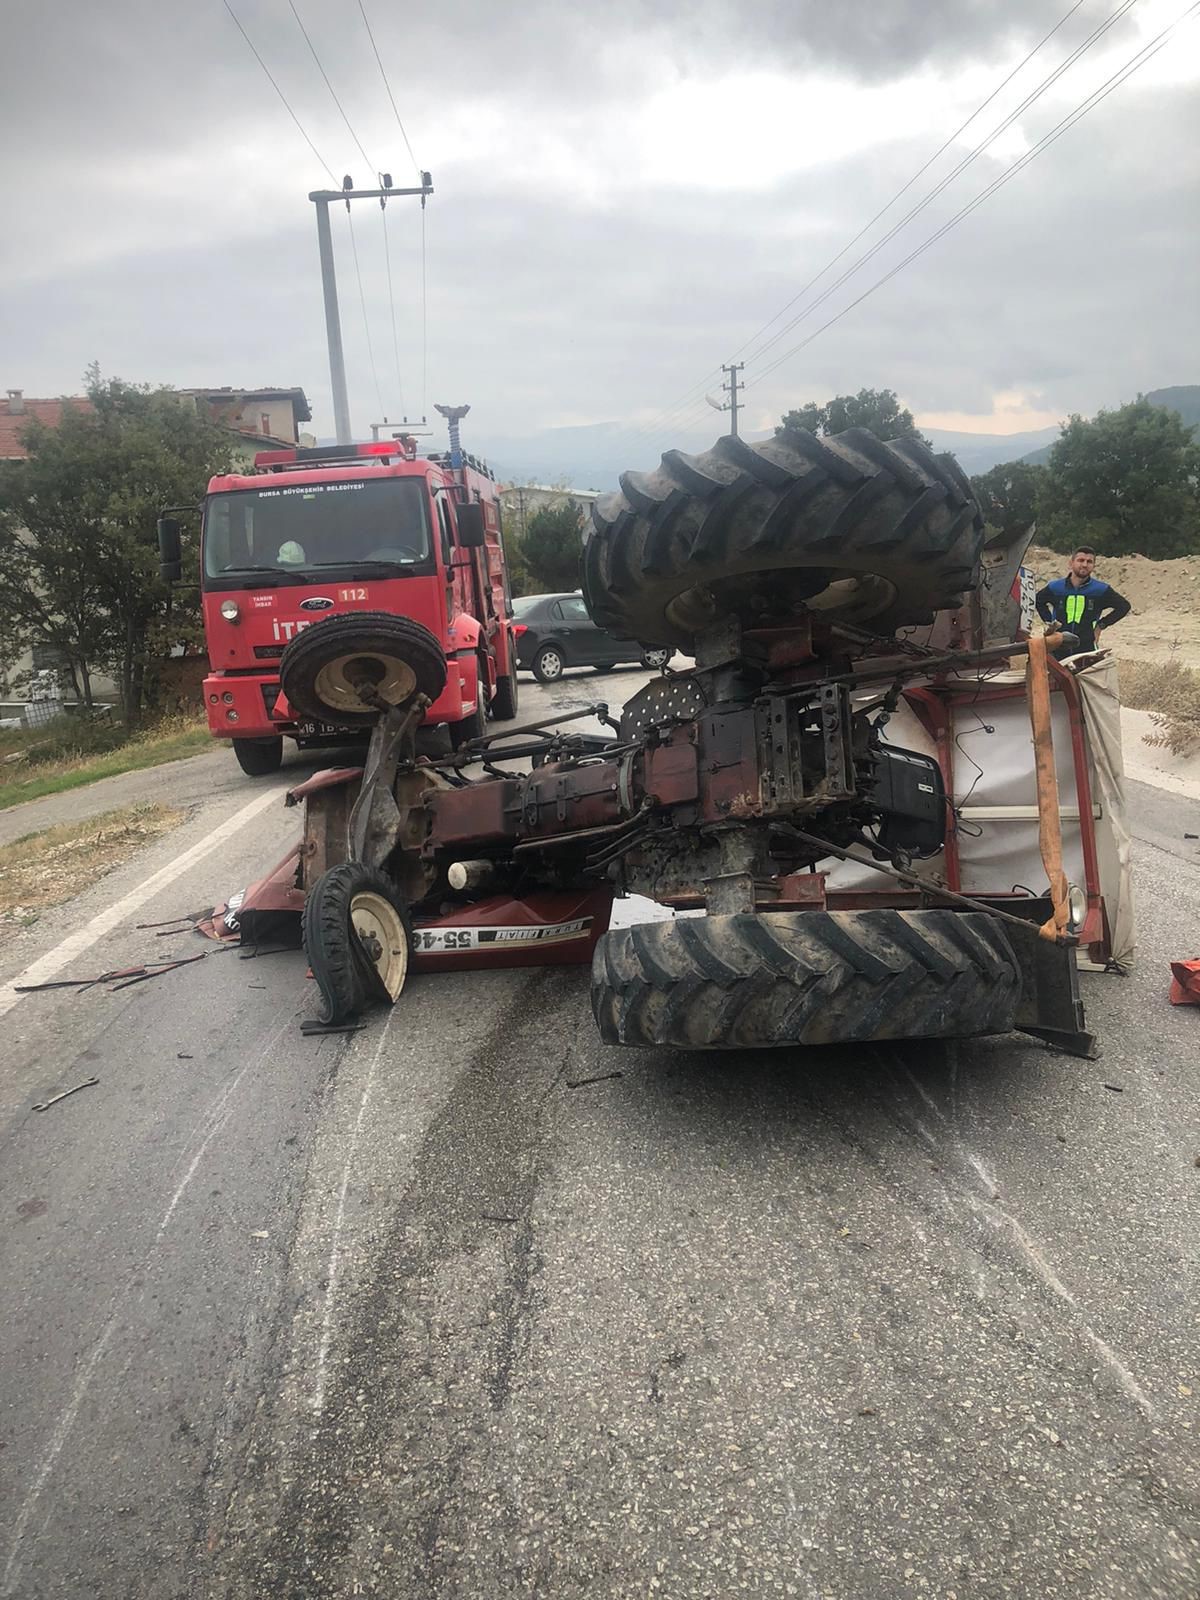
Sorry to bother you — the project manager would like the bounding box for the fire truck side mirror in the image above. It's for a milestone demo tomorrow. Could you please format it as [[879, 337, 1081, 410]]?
[[157, 517, 182, 584], [457, 503, 486, 549]]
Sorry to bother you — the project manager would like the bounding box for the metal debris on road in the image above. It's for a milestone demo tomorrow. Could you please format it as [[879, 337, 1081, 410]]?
[[33, 1077, 99, 1113], [108, 953, 208, 991]]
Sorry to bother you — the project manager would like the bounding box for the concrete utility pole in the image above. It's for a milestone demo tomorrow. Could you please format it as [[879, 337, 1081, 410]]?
[[721, 363, 744, 439], [309, 175, 433, 445]]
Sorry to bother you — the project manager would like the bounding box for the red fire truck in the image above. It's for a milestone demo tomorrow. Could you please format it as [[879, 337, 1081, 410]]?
[[160, 434, 518, 775]]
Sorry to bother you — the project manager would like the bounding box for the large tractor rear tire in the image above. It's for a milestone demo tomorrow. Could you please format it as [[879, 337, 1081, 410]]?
[[591, 909, 1019, 1050], [280, 612, 447, 728], [582, 428, 984, 649]]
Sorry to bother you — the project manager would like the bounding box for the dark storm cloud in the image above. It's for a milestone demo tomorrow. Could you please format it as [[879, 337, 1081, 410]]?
[[1, 0, 1195, 465]]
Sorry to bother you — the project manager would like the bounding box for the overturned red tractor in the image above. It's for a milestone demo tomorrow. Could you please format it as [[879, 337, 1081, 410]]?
[[255, 427, 1107, 1055]]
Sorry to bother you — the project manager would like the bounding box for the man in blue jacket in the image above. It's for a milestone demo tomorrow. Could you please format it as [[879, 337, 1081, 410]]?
[[1035, 546, 1131, 656]]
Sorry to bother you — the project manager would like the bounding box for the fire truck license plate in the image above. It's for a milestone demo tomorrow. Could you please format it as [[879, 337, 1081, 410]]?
[[296, 720, 347, 738]]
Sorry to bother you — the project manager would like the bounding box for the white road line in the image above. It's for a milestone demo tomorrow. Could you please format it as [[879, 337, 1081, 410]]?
[[1, 1321, 118, 1596], [312, 1003, 399, 1417], [0, 786, 284, 1022], [157, 1014, 294, 1240], [3, 1006, 297, 1593]]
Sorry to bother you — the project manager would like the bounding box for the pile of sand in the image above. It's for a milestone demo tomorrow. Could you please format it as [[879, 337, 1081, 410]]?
[[1024, 544, 1200, 668]]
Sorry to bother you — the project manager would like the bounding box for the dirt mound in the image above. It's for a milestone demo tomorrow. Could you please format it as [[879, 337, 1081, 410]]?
[[1025, 544, 1200, 668]]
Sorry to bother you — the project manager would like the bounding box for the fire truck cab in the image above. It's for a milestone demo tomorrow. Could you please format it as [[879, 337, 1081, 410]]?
[[177, 436, 517, 776]]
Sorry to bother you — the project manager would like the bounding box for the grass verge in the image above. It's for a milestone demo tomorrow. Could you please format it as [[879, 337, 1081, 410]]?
[[1120, 659, 1200, 757], [0, 714, 211, 811], [0, 803, 186, 921]]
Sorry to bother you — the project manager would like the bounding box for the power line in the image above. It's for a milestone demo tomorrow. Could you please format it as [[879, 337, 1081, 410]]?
[[734, 0, 1140, 376], [346, 212, 386, 418], [221, 0, 336, 182], [608, 0, 1122, 456], [717, 0, 1093, 376], [356, 0, 421, 176], [287, 0, 375, 173], [380, 205, 408, 416], [750, 2, 1200, 386]]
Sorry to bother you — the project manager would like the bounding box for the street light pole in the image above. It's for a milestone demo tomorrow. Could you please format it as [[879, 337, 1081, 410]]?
[[309, 178, 433, 446]]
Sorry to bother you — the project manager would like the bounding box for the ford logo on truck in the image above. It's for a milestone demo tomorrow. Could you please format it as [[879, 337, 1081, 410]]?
[[299, 596, 335, 611]]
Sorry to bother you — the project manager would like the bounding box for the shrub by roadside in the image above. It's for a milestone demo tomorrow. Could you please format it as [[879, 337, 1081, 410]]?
[[0, 713, 210, 810], [1119, 659, 1200, 757]]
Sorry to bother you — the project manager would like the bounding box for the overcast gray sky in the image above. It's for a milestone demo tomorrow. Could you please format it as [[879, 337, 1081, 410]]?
[[2, 0, 1197, 467]]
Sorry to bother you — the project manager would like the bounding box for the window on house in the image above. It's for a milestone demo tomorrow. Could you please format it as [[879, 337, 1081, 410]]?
[[261, 413, 272, 435]]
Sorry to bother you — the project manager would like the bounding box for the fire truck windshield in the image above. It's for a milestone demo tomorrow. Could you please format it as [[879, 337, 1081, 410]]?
[[203, 477, 432, 585]]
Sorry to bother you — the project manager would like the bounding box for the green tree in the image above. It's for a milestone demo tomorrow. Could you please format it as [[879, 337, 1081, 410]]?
[[521, 500, 584, 592], [778, 387, 930, 446], [1037, 398, 1200, 558], [970, 460, 1046, 542], [0, 368, 232, 723]]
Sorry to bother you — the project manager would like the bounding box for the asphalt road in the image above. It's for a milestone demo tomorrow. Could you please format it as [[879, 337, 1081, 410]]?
[[1, 669, 1198, 1599]]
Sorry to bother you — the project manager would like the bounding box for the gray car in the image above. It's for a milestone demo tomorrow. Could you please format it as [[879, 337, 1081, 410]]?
[[511, 593, 673, 683]]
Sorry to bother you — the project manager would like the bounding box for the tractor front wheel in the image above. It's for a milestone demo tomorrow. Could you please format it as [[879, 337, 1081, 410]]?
[[303, 862, 413, 1025]]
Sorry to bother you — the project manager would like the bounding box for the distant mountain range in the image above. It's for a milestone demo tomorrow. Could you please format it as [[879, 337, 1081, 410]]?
[[1015, 386, 1200, 468], [366, 385, 1200, 492], [470, 418, 1066, 490]]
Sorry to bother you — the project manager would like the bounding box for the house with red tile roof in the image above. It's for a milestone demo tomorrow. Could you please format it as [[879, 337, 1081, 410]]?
[[0, 389, 93, 459]]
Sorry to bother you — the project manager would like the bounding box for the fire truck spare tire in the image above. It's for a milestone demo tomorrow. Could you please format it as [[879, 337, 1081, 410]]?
[[303, 861, 414, 1025], [232, 736, 283, 777], [279, 611, 448, 728], [582, 427, 985, 649], [591, 908, 1020, 1049]]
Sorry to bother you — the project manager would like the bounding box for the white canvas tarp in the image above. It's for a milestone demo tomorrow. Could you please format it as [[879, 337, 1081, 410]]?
[[823, 657, 1134, 965]]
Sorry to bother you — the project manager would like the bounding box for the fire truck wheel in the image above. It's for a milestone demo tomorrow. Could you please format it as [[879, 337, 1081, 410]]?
[[583, 428, 984, 649], [279, 611, 448, 727], [591, 909, 1020, 1050], [303, 862, 413, 1025], [533, 644, 565, 683], [492, 651, 520, 720], [232, 736, 283, 777], [450, 682, 488, 749]]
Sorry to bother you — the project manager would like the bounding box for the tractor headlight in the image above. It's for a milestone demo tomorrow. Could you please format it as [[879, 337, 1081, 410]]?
[[1067, 883, 1088, 933], [220, 599, 241, 622]]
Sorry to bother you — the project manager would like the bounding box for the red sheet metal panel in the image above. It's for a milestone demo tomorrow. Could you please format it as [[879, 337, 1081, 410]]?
[[411, 888, 613, 970]]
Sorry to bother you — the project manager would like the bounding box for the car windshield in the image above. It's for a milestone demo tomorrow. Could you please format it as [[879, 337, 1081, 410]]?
[[203, 478, 432, 580]]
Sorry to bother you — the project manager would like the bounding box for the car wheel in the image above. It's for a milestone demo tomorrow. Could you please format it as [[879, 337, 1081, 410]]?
[[533, 645, 565, 683], [640, 647, 673, 671]]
